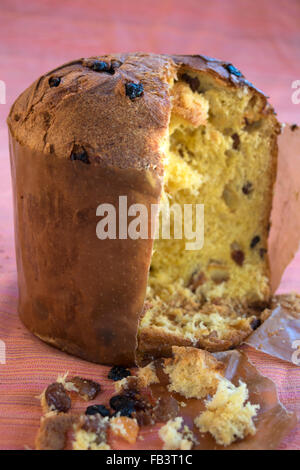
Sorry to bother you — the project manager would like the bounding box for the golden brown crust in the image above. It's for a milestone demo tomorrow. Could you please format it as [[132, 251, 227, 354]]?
[[138, 322, 253, 360], [9, 138, 161, 365], [8, 53, 279, 366]]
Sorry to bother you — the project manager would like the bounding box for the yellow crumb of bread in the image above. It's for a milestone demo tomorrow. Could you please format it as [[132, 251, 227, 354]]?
[[73, 416, 110, 450], [56, 372, 79, 393], [137, 362, 159, 387], [115, 362, 159, 393], [194, 379, 259, 446], [73, 429, 111, 450], [159, 417, 195, 450], [171, 81, 209, 127], [163, 346, 223, 399]]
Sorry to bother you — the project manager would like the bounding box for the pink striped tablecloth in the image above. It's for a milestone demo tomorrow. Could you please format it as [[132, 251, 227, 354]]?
[[0, 0, 299, 450]]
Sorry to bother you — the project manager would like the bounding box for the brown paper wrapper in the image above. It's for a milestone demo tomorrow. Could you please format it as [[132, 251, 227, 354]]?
[[269, 125, 300, 293]]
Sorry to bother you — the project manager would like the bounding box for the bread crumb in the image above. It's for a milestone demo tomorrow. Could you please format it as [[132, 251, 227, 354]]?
[[73, 415, 110, 450], [137, 362, 159, 387], [115, 362, 159, 392], [159, 417, 195, 450], [73, 430, 111, 450], [194, 379, 259, 446], [163, 346, 224, 399]]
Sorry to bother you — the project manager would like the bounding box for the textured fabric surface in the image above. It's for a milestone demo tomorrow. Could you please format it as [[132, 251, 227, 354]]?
[[0, 0, 299, 450]]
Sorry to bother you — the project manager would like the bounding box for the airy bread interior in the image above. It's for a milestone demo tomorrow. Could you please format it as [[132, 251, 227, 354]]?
[[139, 69, 279, 352]]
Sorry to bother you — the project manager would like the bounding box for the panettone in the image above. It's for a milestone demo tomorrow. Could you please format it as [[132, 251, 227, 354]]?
[[7, 53, 280, 365]]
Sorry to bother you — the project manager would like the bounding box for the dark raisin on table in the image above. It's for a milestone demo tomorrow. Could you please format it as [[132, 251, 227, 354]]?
[[181, 73, 200, 92], [48, 77, 61, 88], [70, 149, 90, 164], [109, 394, 135, 411], [125, 82, 144, 100], [225, 63, 243, 77], [242, 181, 253, 195], [250, 235, 261, 249], [291, 124, 298, 131], [111, 406, 135, 418], [231, 249, 245, 266], [85, 404, 110, 417], [45, 382, 71, 413], [69, 376, 101, 401], [108, 365, 131, 381]]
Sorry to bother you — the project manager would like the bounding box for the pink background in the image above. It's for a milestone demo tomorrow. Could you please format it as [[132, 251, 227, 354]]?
[[0, 0, 299, 450]]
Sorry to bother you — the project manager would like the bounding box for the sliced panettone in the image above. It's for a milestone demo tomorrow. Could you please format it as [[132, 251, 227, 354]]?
[[8, 53, 280, 365]]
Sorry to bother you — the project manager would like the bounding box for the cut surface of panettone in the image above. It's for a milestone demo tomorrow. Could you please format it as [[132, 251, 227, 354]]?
[[138, 58, 279, 357], [163, 346, 224, 399], [194, 379, 259, 446]]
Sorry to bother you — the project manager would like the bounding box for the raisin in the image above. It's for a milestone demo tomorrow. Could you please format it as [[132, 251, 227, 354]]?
[[259, 248, 267, 259], [110, 394, 135, 411], [85, 405, 110, 417], [125, 82, 144, 100], [49, 77, 61, 87], [189, 271, 206, 292], [232, 133, 240, 150], [231, 250, 245, 266], [242, 181, 253, 195], [69, 376, 101, 401], [225, 63, 242, 77], [250, 236, 261, 248], [70, 149, 90, 164], [45, 383, 71, 413], [108, 366, 131, 381], [111, 407, 134, 418], [250, 318, 261, 330], [91, 60, 111, 73], [181, 73, 200, 92], [291, 124, 298, 131]]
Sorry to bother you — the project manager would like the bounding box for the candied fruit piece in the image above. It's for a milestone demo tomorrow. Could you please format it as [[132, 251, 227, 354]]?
[[109, 417, 139, 444], [69, 376, 100, 401]]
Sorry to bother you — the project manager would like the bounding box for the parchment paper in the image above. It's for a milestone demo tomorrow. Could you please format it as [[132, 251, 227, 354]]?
[[146, 350, 297, 450], [245, 294, 300, 364], [269, 125, 300, 293]]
